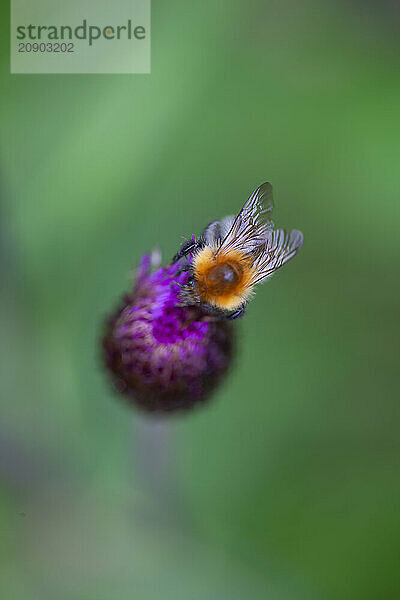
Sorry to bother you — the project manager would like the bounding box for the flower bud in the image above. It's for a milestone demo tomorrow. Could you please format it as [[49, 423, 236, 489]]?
[[103, 253, 234, 412]]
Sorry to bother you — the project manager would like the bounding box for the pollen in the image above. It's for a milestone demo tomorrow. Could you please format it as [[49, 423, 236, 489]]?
[[193, 246, 255, 311]]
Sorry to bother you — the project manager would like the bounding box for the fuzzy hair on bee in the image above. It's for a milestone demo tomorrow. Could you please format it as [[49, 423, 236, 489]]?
[[171, 182, 303, 320]]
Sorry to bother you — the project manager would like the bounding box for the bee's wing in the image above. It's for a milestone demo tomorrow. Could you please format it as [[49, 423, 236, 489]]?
[[203, 215, 235, 245], [216, 182, 274, 255], [248, 228, 303, 285]]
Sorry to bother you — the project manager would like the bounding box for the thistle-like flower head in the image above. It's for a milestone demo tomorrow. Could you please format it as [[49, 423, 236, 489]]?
[[103, 253, 234, 412]]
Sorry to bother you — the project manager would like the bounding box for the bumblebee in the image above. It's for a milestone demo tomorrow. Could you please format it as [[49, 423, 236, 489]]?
[[171, 182, 303, 320]]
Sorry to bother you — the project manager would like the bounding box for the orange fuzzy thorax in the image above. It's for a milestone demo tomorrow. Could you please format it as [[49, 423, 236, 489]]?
[[192, 245, 255, 311]]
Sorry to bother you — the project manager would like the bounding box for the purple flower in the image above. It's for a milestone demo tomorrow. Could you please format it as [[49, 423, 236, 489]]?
[[102, 253, 234, 412]]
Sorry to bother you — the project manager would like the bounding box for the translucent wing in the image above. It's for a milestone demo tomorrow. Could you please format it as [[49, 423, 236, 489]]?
[[202, 215, 235, 245], [216, 182, 274, 255], [248, 228, 303, 285]]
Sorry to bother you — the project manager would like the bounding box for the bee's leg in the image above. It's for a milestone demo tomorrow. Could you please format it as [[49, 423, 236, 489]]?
[[175, 264, 193, 277], [170, 239, 197, 264], [226, 307, 246, 320], [170, 265, 193, 294], [170, 235, 205, 264]]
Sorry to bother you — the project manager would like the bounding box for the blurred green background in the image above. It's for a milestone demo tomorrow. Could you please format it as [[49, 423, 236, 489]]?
[[1, 1, 399, 598]]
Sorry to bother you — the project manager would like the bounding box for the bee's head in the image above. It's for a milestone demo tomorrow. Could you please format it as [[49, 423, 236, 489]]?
[[178, 274, 201, 306]]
